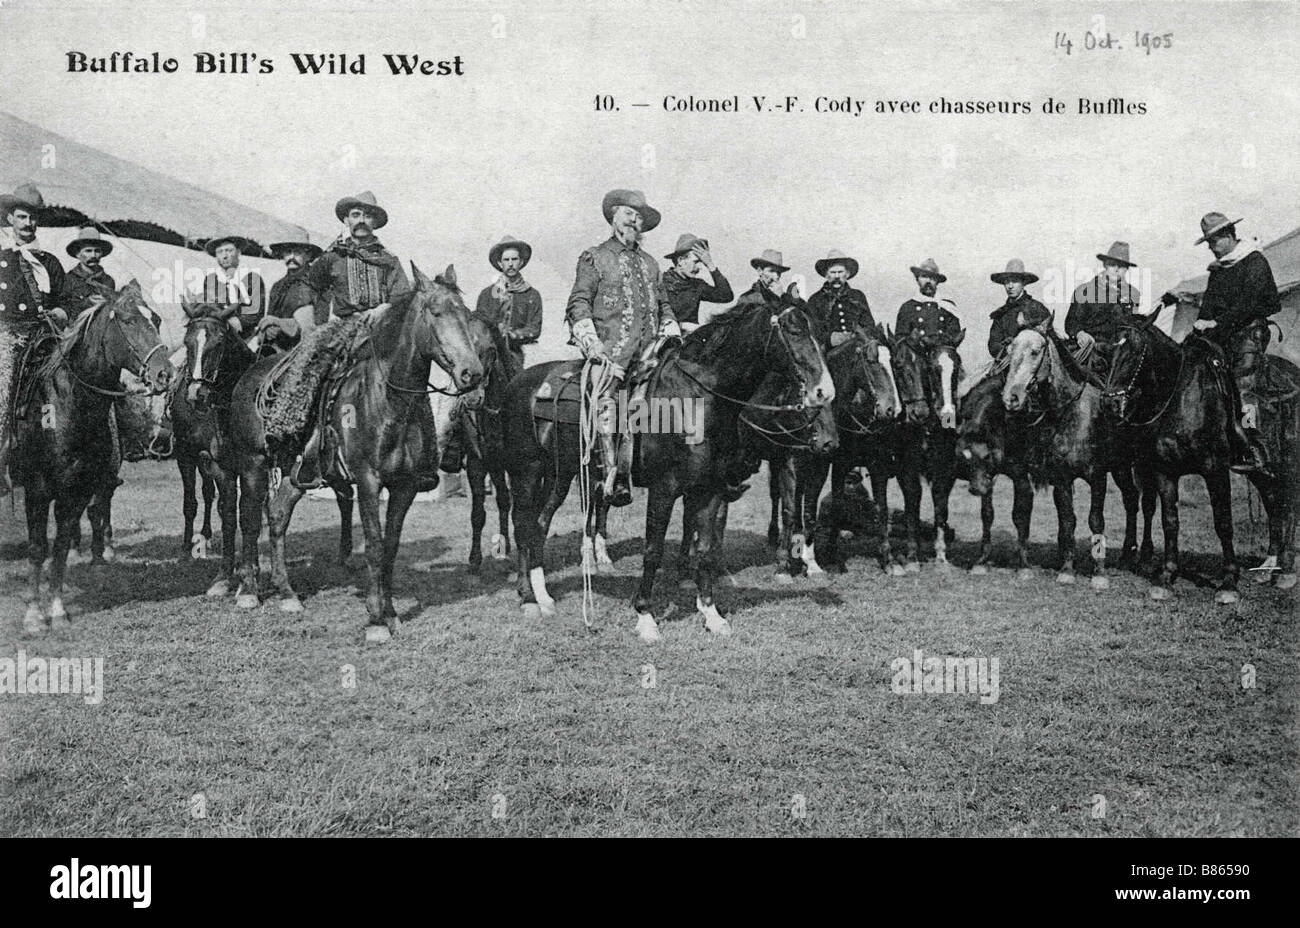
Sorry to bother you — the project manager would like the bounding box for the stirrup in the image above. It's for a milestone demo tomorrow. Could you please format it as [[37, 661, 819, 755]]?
[[290, 453, 325, 490]]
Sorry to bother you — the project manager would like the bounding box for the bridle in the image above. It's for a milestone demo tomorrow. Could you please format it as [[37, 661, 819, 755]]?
[[1010, 330, 1083, 425], [383, 289, 478, 397], [1102, 325, 1185, 427], [836, 341, 893, 436], [64, 296, 169, 398]]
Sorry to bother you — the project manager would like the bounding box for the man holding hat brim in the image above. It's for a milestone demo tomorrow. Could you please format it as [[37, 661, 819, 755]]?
[[476, 235, 543, 377], [808, 249, 875, 348], [1, 183, 68, 495], [661, 233, 733, 332], [200, 233, 267, 340], [1183, 211, 1280, 473], [260, 232, 325, 352], [60, 226, 119, 320], [734, 249, 790, 310], [896, 258, 961, 345], [263, 190, 419, 489], [987, 259, 1051, 359], [566, 188, 680, 506], [1064, 241, 1143, 374]]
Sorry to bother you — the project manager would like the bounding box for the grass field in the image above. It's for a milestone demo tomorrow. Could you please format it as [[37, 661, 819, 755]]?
[[1, 461, 1296, 836]]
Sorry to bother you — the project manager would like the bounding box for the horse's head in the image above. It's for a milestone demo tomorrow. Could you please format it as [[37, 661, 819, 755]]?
[[831, 325, 899, 424], [927, 331, 965, 430], [1103, 317, 1159, 423], [1002, 325, 1050, 414], [957, 373, 1006, 496], [409, 262, 484, 393], [890, 330, 930, 423], [180, 297, 239, 403], [82, 280, 174, 393], [764, 293, 834, 408]]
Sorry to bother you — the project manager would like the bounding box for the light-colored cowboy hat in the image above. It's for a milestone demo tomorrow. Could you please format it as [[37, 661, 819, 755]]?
[[664, 233, 709, 260], [0, 182, 46, 218], [1194, 212, 1242, 245], [268, 227, 324, 261], [489, 235, 533, 271], [335, 190, 389, 229], [1097, 241, 1136, 268], [815, 249, 859, 279], [750, 249, 789, 273], [65, 226, 115, 258], [910, 257, 947, 283], [990, 258, 1039, 285], [204, 234, 259, 257], [601, 189, 661, 232]]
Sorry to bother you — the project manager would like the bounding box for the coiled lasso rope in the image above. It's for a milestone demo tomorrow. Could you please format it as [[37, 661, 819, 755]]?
[[577, 357, 617, 630]]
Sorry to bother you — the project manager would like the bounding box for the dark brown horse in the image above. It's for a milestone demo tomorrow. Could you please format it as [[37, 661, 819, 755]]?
[[1004, 324, 1140, 588], [1104, 317, 1298, 600], [12, 281, 173, 634], [226, 264, 482, 642], [458, 314, 514, 575]]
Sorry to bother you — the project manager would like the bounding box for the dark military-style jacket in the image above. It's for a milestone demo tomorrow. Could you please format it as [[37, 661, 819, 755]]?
[[1200, 249, 1282, 345], [61, 263, 117, 318], [0, 244, 64, 336], [987, 291, 1050, 358], [1065, 273, 1141, 349], [895, 295, 961, 344], [808, 283, 874, 343]]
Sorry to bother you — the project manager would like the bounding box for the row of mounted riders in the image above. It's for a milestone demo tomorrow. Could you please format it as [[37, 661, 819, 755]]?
[[8, 271, 1297, 642]]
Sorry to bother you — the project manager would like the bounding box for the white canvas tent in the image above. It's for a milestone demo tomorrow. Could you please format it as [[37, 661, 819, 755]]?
[[1171, 225, 1300, 366]]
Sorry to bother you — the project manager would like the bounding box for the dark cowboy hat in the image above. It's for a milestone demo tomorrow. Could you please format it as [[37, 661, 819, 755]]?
[[601, 189, 661, 232], [815, 249, 859, 279], [1194, 211, 1242, 245], [1096, 241, 1137, 268], [489, 235, 533, 271], [65, 226, 115, 258], [0, 183, 46, 219], [910, 257, 947, 283], [664, 233, 708, 260], [335, 190, 389, 229], [750, 249, 789, 273], [990, 258, 1039, 285], [268, 228, 324, 261], [204, 234, 259, 257]]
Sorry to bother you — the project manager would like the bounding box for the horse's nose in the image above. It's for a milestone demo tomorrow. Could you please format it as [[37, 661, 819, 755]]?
[[1005, 389, 1023, 412], [459, 366, 481, 388]]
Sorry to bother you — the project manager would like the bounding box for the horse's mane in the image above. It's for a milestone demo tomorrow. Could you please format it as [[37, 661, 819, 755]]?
[[677, 303, 763, 361], [1044, 328, 1102, 389]]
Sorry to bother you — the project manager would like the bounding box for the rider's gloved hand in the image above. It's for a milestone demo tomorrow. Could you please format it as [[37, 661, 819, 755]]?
[[1076, 330, 1096, 350], [1193, 319, 1218, 331], [830, 331, 851, 348]]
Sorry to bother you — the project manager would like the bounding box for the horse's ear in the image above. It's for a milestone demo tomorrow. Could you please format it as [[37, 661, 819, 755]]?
[[410, 262, 431, 290], [215, 303, 238, 321], [1033, 312, 1053, 334], [123, 278, 142, 295], [442, 264, 457, 288], [180, 295, 199, 319]]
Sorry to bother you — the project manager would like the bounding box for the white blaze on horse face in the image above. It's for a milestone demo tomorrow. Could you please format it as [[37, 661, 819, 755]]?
[[191, 328, 207, 382], [1003, 329, 1043, 408], [878, 344, 901, 415], [937, 351, 956, 422]]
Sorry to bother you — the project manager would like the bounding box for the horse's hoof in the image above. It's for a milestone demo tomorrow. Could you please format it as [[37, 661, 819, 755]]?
[[49, 612, 71, 632], [705, 614, 732, 636], [1149, 586, 1172, 602], [1090, 575, 1110, 591], [537, 598, 558, 618], [205, 579, 231, 598], [364, 625, 392, 645], [888, 563, 907, 578], [1056, 572, 1076, 586], [903, 560, 921, 575], [101, 546, 116, 563], [635, 613, 662, 643], [1215, 589, 1240, 606], [1276, 573, 1298, 591], [1015, 567, 1035, 581], [521, 602, 542, 619], [970, 564, 989, 576], [65, 549, 83, 566], [22, 605, 45, 637], [933, 558, 953, 573], [235, 593, 259, 609], [279, 596, 304, 613], [773, 571, 794, 585]]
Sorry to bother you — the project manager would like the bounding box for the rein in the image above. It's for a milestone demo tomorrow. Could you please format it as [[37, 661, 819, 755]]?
[[61, 303, 168, 398], [1103, 328, 1186, 428]]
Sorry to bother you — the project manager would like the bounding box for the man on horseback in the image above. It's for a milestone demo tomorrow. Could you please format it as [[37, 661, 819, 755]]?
[[565, 188, 680, 507], [60, 227, 118, 317], [260, 234, 324, 354], [1065, 241, 1143, 375], [1186, 211, 1278, 474], [261, 190, 417, 488], [200, 235, 267, 342], [809, 249, 875, 348], [987, 259, 1050, 359], [896, 258, 961, 344], [0, 184, 67, 496], [733, 249, 789, 313], [661, 233, 733, 333]]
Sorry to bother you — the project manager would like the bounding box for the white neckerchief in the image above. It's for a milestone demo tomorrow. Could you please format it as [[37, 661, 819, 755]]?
[[1209, 236, 1262, 271], [914, 286, 955, 307], [213, 265, 253, 304], [0, 226, 52, 293]]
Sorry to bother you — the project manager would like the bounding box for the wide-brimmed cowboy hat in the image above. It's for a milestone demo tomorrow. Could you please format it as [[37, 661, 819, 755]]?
[[601, 189, 661, 232], [1097, 241, 1136, 267], [335, 190, 389, 229], [990, 258, 1039, 285], [0, 183, 46, 219], [750, 249, 790, 273], [1194, 212, 1242, 245], [489, 235, 532, 271], [664, 233, 709, 260], [268, 227, 324, 261], [910, 257, 947, 283], [204, 234, 259, 257], [815, 249, 859, 279], [65, 226, 115, 258]]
